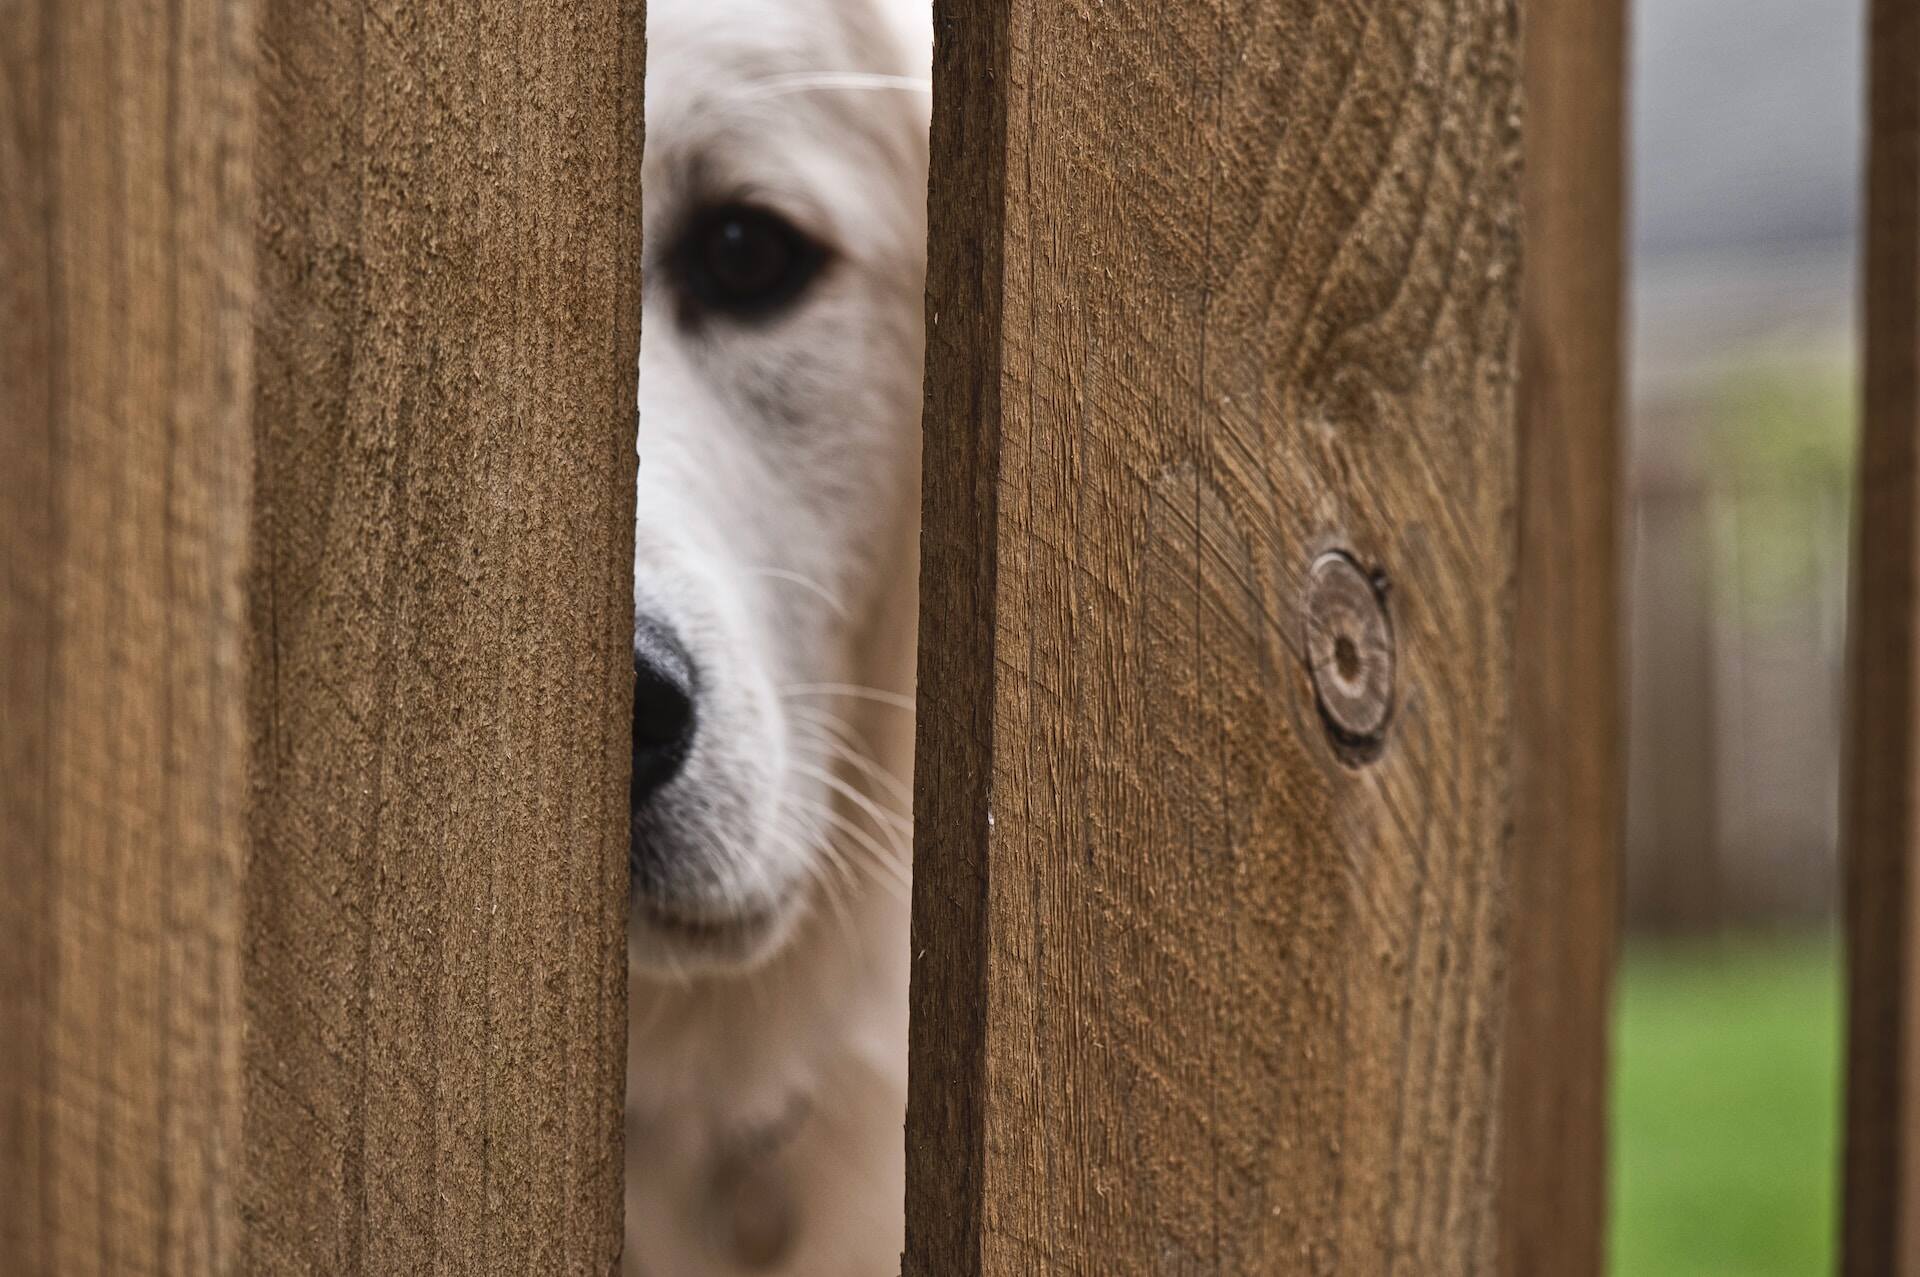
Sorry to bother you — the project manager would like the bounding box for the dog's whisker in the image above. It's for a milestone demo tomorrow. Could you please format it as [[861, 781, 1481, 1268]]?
[[805, 847, 856, 904], [795, 833, 862, 905], [797, 845, 861, 939], [750, 566, 850, 619], [779, 775, 911, 914], [775, 805, 862, 894], [647, 943, 696, 991], [629, 979, 679, 1039], [812, 832, 909, 904], [780, 682, 916, 712], [789, 756, 913, 850], [802, 742, 914, 825], [785, 701, 876, 748], [786, 707, 883, 768], [790, 792, 909, 870], [789, 711, 915, 809], [812, 847, 875, 921], [769, 810, 863, 939], [737, 71, 933, 103], [791, 737, 917, 825], [789, 796, 911, 891], [778, 805, 887, 918]]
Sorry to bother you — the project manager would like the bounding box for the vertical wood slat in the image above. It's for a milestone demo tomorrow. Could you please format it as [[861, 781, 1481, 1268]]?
[[1, 0, 257, 1271], [3, 1, 643, 1272], [243, 1, 643, 1272], [906, 0, 1522, 1271], [1503, 0, 1627, 1271], [1844, 0, 1920, 1270]]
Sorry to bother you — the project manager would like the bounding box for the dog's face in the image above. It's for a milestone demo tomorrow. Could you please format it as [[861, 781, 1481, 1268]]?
[[631, 0, 929, 974]]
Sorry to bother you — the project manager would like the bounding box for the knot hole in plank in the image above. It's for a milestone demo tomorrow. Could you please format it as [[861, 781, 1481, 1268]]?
[[1305, 549, 1395, 764]]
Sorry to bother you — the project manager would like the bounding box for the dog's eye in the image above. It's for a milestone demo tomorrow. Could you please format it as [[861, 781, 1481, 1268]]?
[[675, 205, 825, 319]]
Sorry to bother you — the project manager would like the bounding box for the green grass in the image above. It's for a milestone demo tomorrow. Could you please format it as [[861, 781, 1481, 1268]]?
[[1610, 933, 1842, 1277]]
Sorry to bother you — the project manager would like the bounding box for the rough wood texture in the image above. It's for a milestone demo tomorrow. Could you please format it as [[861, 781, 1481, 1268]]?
[[1844, 0, 1920, 1270], [906, 0, 1521, 1271], [244, 1, 643, 1271], [1, 0, 257, 1271], [1503, 0, 1625, 1271]]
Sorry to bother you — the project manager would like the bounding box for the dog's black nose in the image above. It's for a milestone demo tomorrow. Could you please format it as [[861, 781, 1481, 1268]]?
[[633, 617, 696, 802]]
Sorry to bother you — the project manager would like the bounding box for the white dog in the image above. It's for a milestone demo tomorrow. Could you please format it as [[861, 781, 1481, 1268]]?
[[626, 0, 929, 1272]]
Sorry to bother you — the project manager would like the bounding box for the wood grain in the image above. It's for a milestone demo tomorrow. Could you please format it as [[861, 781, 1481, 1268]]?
[[1502, 0, 1626, 1270], [1843, 0, 1920, 1270], [906, 0, 1521, 1271], [1, 0, 257, 1271], [243, 1, 643, 1271]]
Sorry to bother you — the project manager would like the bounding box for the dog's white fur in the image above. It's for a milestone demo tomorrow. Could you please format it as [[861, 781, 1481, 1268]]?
[[627, 0, 929, 1272]]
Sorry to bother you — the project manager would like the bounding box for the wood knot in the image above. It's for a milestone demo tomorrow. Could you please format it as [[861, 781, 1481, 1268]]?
[[1304, 551, 1394, 762]]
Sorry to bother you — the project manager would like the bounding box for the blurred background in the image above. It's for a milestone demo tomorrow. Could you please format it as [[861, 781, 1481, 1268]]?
[[1612, 0, 1862, 1272]]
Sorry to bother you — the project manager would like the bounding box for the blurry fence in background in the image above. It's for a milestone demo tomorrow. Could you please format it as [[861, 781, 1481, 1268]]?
[[1625, 247, 1855, 935]]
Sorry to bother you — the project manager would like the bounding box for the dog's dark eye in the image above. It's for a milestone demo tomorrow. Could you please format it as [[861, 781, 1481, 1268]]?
[[675, 205, 825, 319]]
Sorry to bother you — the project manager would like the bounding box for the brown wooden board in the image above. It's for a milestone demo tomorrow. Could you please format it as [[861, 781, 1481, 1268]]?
[[905, 0, 1522, 1271], [0, 1, 257, 1270], [4, 1, 644, 1271], [1844, 0, 1920, 1270], [241, 2, 644, 1271], [1504, 0, 1627, 1271]]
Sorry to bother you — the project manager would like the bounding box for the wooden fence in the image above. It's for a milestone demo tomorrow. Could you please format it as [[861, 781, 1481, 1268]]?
[[1843, 0, 1920, 1271], [0, 0, 1909, 1273], [2, 1, 642, 1270]]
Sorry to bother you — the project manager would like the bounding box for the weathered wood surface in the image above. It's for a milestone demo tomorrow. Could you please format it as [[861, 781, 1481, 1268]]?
[[0, 1, 257, 1271], [1843, 0, 1920, 1270], [4, 1, 641, 1269], [906, 0, 1522, 1271], [1503, 0, 1626, 1270], [242, 2, 644, 1271]]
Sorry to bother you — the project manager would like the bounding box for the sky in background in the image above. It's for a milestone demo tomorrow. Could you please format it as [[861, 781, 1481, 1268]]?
[[1632, 0, 1864, 260]]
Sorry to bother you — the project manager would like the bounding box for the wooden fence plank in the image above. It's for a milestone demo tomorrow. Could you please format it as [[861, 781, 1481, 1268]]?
[[241, 3, 644, 1271], [1503, 0, 1627, 1271], [5, 2, 644, 1271], [1843, 0, 1920, 1270], [0, 1, 257, 1271], [905, 0, 1521, 1271]]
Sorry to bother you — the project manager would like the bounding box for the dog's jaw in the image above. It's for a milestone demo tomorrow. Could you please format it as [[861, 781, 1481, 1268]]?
[[626, 769, 912, 1276]]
